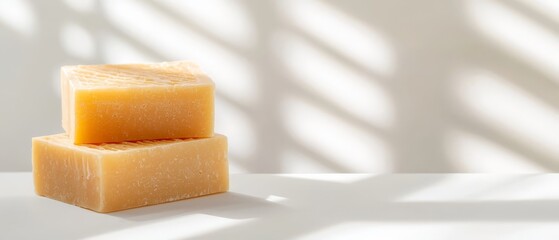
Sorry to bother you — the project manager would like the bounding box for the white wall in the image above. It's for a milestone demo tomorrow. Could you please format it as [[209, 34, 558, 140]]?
[[2, 0, 559, 173]]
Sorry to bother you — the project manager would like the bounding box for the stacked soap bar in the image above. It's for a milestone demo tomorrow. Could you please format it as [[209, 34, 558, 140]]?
[[32, 61, 229, 213], [61, 62, 214, 144]]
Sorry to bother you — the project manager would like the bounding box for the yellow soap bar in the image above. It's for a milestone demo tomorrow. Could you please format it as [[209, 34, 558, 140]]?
[[32, 134, 228, 213], [61, 61, 214, 144]]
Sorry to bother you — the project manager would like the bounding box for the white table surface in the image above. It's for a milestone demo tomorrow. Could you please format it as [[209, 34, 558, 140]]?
[[2, 173, 559, 240]]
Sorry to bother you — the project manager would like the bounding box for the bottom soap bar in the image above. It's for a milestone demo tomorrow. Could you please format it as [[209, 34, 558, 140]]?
[[32, 134, 228, 213]]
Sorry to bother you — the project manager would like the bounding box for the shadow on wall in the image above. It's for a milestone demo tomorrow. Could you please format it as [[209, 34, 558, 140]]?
[[1, 0, 559, 172]]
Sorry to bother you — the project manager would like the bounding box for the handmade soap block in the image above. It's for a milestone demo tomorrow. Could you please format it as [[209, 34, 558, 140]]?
[[61, 61, 214, 144], [32, 133, 228, 213]]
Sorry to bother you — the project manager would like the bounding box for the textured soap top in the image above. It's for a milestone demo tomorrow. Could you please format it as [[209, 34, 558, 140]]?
[[62, 61, 212, 88], [37, 134, 214, 153]]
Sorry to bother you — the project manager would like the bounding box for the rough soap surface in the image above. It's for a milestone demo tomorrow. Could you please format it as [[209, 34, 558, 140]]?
[[32, 134, 229, 213], [61, 61, 215, 144]]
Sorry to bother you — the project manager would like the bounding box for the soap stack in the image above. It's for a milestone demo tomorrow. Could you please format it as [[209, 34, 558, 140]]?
[[32, 61, 228, 213]]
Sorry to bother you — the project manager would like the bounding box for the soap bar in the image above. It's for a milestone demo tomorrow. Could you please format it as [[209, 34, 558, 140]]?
[[61, 61, 214, 144], [32, 133, 228, 213]]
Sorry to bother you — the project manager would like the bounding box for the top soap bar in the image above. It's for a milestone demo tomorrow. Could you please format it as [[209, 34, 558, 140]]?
[[61, 61, 214, 144]]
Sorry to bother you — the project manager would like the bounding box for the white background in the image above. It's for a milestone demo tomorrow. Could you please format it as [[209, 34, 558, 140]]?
[[2, 0, 559, 173]]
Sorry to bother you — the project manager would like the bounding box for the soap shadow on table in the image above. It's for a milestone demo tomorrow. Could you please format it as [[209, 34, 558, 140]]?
[[0, 191, 285, 240], [110, 192, 286, 221], [178, 175, 559, 240]]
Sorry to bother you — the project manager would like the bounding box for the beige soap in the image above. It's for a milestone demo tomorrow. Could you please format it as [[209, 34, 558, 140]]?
[[32, 133, 228, 213], [61, 61, 214, 144]]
